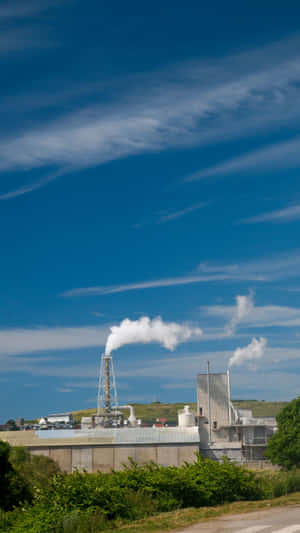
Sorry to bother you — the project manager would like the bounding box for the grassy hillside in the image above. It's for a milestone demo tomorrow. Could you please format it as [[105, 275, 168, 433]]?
[[232, 400, 288, 417], [72, 403, 193, 425], [71, 400, 287, 425]]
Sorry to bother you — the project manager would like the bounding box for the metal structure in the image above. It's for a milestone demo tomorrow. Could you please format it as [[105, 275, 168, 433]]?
[[97, 353, 118, 416]]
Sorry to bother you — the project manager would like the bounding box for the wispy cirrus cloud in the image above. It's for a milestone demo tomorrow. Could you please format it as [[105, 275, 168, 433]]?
[[3, 36, 300, 197], [0, 0, 60, 19], [117, 347, 300, 381], [133, 202, 208, 228], [0, 27, 53, 54], [156, 202, 208, 224], [62, 250, 300, 298], [202, 303, 300, 329], [0, 168, 65, 200], [184, 136, 300, 182], [62, 273, 262, 298], [0, 0, 62, 54], [0, 325, 108, 357], [241, 203, 300, 224]]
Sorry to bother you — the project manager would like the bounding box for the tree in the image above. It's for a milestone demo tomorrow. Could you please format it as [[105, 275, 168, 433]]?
[[265, 397, 300, 469], [10, 445, 60, 492], [0, 441, 30, 510], [5, 419, 19, 431]]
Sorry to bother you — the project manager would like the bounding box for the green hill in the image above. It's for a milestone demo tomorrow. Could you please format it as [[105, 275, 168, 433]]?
[[71, 400, 287, 425]]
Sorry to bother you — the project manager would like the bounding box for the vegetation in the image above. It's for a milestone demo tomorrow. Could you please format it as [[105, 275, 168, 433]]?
[[2, 438, 300, 533], [266, 397, 300, 469], [232, 400, 288, 417], [0, 441, 60, 512]]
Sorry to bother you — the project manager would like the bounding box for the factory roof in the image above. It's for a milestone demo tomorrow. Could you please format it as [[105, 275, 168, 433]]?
[[35, 426, 200, 444], [47, 412, 73, 417]]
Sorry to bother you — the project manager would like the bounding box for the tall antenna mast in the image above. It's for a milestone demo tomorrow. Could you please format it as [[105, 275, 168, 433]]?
[[207, 360, 212, 445], [97, 353, 118, 415]]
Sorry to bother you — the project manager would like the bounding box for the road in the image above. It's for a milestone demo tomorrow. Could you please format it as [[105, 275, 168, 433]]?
[[174, 505, 300, 532]]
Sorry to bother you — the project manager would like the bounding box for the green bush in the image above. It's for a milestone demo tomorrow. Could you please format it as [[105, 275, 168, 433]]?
[[259, 469, 300, 499], [0, 441, 31, 511], [10, 446, 60, 494], [5, 449, 300, 533], [266, 397, 300, 469], [34, 454, 265, 518], [1, 506, 111, 533]]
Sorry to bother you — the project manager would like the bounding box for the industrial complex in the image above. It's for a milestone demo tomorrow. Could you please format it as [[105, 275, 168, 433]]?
[[2, 354, 277, 472]]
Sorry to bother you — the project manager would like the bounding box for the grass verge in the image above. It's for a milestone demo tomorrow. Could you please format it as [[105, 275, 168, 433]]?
[[106, 492, 300, 533]]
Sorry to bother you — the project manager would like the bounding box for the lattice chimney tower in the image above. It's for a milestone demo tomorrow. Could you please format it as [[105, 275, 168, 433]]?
[[97, 353, 118, 415]]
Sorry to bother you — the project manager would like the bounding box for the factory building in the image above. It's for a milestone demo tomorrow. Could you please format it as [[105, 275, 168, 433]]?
[[2, 361, 278, 471], [197, 368, 277, 462]]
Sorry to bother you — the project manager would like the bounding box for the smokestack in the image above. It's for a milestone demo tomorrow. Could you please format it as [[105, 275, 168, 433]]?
[[207, 361, 212, 444], [227, 369, 232, 425], [97, 353, 118, 415], [105, 356, 110, 411]]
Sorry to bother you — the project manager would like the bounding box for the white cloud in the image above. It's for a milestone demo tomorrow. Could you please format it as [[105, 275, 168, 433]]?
[[156, 203, 208, 224], [62, 380, 97, 389], [230, 370, 300, 400], [0, 0, 59, 19], [202, 303, 300, 328], [198, 251, 300, 283], [0, 325, 108, 357], [62, 250, 300, 298], [184, 136, 300, 182], [0, 168, 65, 200], [62, 273, 251, 298], [2, 37, 300, 196], [115, 347, 300, 400], [162, 381, 195, 389], [241, 204, 300, 224], [133, 202, 208, 229]]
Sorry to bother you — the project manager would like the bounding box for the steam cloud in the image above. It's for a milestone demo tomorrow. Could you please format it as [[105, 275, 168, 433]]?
[[229, 337, 267, 367], [226, 292, 254, 335], [105, 316, 203, 355]]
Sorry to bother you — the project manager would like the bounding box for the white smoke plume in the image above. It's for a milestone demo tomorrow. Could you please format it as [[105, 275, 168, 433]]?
[[229, 337, 267, 367], [105, 315, 203, 355], [226, 292, 254, 336]]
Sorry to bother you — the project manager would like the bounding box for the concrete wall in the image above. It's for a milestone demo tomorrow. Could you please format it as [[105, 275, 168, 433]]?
[[29, 444, 199, 473], [197, 373, 230, 432], [200, 446, 244, 462]]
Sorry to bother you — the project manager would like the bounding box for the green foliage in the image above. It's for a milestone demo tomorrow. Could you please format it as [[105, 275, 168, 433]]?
[[4, 443, 300, 533], [33, 454, 265, 518], [1, 454, 269, 532], [266, 397, 300, 469], [10, 446, 60, 494], [259, 469, 300, 498], [0, 440, 61, 512], [0, 441, 30, 511], [0, 506, 110, 533], [5, 420, 19, 431]]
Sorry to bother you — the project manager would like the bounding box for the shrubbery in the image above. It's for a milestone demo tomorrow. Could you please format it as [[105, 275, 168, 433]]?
[[3, 440, 300, 533], [0, 441, 31, 511], [0, 453, 268, 532], [34, 455, 265, 517], [266, 397, 300, 469]]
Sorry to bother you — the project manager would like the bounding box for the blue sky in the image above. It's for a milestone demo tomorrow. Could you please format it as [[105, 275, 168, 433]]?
[[2, 1, 300, 421]]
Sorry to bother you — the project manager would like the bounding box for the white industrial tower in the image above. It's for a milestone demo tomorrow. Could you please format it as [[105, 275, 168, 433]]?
[[97, 353, 118, 415]]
